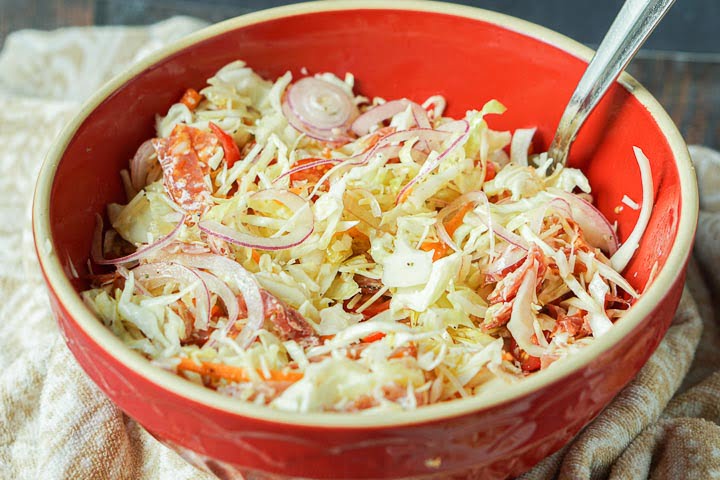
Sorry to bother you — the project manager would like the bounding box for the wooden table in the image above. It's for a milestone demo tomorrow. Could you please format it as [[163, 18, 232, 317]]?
[[2, 0, 719, 150]]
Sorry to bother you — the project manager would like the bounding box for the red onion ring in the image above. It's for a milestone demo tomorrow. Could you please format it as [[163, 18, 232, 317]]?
[[282, 77, 357, 142], [549, 188, 619, 255], [92, 214, 187, 265], [117, 265, 152, 296], [194, 270, 239, 327], [130, 139, 157, 192], [351, 99, 429, 136], [396, 120, 469, 204], [194, 270, 240, 348], [199, 189, 314, 251], [131, 261, 211, 330], [166, 253, 264, 348], [527, 197, 573, 234]]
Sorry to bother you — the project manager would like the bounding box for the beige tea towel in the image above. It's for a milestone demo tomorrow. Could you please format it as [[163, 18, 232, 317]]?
[[0, 19, 718, 480]]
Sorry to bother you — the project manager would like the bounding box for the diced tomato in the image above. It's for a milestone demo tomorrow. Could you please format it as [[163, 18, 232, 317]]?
[[484, 161, 497, 181], [209, 121, 241, 168], [509, 339, 541, 373]]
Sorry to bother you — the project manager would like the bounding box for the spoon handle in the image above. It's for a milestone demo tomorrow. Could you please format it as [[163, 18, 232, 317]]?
[[547, 0, 675, 170]]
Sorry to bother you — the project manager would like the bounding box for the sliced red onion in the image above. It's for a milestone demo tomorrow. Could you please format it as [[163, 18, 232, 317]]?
[[548, 197, 573, 218], [351, 99, 428, 136], [411, 103, 431, 130], [194, 270, 239, 326], [131, 261, 211, 330], [130, 139, 157, 192], [194, 270, 240, 348], [200, 189, 313, 251], [610, 147, 654, 272], [282, 77, 357, 142], [342, 128, 447, 170], [549, 188, 619, 255], [396, 120, 469, 204], [92, 214, 187, 265], [117, 265, 152, 296], [510, 128, 537, 167], [273, 157, 341, 184], [528, 197, 573, 234], [166, 253, 264, 348]]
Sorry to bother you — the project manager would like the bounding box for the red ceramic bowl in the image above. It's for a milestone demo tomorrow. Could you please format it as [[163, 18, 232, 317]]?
[[33, 2, 698, 479]]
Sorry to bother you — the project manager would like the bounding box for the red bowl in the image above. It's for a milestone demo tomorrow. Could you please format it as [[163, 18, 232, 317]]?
[[32, 2, 698, 479]]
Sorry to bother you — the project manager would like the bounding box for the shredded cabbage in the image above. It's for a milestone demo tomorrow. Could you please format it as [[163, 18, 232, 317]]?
[[82, 60, 644, 413]]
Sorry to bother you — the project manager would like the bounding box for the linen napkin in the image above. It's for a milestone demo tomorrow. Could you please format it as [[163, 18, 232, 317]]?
[[0, 19, 717, 480]]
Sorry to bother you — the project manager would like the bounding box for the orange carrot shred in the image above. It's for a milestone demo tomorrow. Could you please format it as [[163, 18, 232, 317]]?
[[177, 358, 303, 383], [179, 88, 203, 111], [445, 202, 474, 237], [420, 241, 448, 261]]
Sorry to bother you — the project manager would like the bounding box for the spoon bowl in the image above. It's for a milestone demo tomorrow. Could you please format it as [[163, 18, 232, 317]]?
[[548, 0, 676, 170]]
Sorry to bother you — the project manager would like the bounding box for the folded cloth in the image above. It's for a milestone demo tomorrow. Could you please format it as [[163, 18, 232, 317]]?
[[0, 20, 717, 480]]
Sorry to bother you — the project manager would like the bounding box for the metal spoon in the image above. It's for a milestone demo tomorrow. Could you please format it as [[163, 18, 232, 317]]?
[[547, 0, 675, 172]]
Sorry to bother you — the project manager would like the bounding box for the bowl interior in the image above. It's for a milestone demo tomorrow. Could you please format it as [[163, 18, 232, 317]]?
[[47, 5, 682, 397]]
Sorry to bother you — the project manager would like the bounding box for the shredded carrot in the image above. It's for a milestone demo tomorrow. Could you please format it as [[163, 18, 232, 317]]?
[[361, 331, 386, 343], [177, 358, 303, 383], [250, 248, 261, 264], [445, 202, 474, 237], [179, 88, 203, 111], [347, 226, 365, 238], [420, 241, 449, 261], [419, 203, 473, 261], [210, 304, 223, 318], [389, 343, 417, 359]]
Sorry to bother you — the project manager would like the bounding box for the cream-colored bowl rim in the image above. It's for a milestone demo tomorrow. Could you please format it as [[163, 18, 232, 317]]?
[[33, 0, 698, 429]]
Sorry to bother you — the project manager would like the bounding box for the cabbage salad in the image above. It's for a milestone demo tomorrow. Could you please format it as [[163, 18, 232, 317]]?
[[83, 60, 651, 413]]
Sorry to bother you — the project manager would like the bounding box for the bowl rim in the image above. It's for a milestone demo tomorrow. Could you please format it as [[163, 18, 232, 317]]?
[[33, 0, 699, 429]]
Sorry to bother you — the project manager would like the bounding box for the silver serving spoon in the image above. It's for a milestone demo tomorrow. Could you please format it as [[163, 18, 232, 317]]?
[[547, 0, 675, 172]]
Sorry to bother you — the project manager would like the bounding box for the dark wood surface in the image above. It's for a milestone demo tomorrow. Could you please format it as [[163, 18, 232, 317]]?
[[2, 0, 719, 150]]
